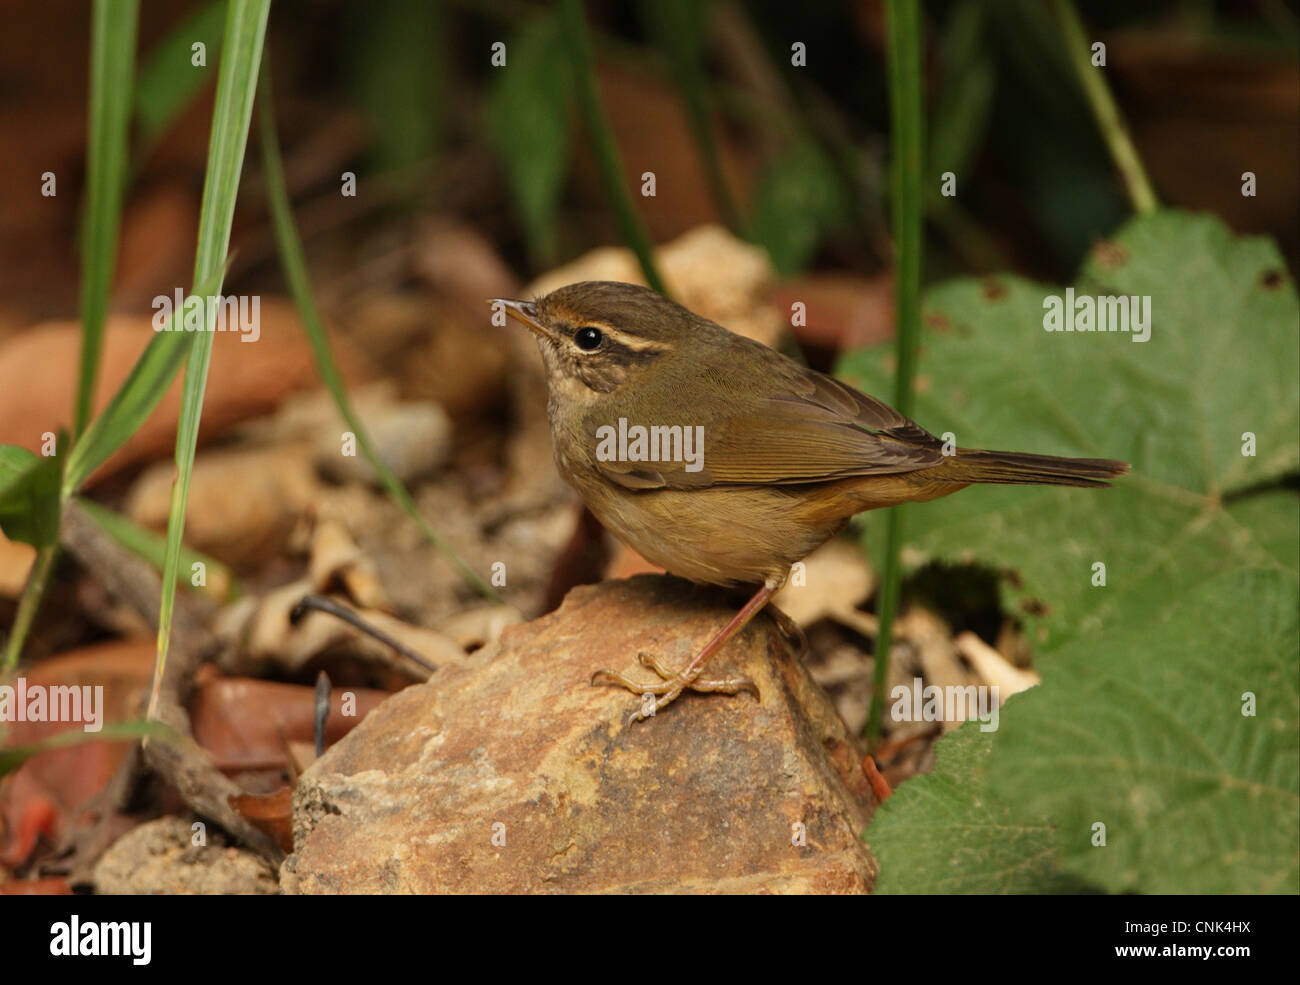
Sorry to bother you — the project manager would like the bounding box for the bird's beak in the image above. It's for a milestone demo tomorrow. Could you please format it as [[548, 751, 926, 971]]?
[[491, 298, 554, 342]]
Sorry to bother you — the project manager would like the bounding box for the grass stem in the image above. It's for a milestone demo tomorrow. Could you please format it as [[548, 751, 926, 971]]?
[[866, 0, 924, 748], [75, 0, 140, 439], [2, 545, 58, 672], [257, 63, 502, 603], [1051, 0, 1157, 215], [147, 0, 271, 722], [559, 0, 667, 294]]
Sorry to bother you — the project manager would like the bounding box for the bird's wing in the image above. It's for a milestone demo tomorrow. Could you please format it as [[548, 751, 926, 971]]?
[[592, 364, 945, 490]]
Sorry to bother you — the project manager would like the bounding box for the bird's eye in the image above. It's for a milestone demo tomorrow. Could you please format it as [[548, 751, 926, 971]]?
[[574, 326, 604, 351]]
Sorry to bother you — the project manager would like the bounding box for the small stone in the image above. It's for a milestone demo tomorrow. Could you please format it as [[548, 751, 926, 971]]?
[[95, 816, 278, 894], [314, 400, 452, 486]]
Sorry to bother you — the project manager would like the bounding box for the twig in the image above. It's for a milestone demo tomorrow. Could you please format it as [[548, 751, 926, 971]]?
[[60, 501, 281, 864], [291, 594, 438, 675]]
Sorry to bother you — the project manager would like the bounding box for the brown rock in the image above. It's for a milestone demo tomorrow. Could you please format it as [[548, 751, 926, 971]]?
[[281, 575, 877, 894]]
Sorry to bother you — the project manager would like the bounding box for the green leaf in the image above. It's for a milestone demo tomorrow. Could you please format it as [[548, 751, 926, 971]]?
[[928, 0, 995, 193], [0, 719, 175, 779], [0, 446, 62, 548], [486, 12, 573, 268], [839, 211, 1300, 648], [73, 497, 238, 602], [989, 567, 1299, 893], [867, 721, 1098, 893], [752, 142, 850, 276], [1226, 489, 1300, 573], [848, 210, 1299, 894]]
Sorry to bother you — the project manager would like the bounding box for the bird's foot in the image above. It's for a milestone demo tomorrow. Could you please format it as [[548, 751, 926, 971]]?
[[590, 651, 758, 724]]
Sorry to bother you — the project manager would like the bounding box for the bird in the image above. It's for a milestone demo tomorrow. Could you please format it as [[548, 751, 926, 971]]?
[[495, 281, 1128, 722]]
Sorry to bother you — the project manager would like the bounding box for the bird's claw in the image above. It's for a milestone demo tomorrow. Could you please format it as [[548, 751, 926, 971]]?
[[590, 650, 758, 724]]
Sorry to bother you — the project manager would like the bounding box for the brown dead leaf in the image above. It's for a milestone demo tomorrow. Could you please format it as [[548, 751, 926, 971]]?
[[0, 301, 371, 485], [770, 272, 895, 351], [189, 675, 389, 774]]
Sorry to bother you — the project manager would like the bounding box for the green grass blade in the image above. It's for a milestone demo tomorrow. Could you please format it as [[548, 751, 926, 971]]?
[[2, 545, 58, 672], [639, 0, 743, 234], [0, 719, 175, 779], [148, 0, 271, 722], [559, 0, 667, 294], [74, 0, 139, 439], [74, 496, 238, 602], [1050, 0, 1157, 215], [257, 67, 501, 602], [62, 267, 226, 497], [865, 0, 924, 747], [134, 0, 228, 152], [190, 2, 269, 283]]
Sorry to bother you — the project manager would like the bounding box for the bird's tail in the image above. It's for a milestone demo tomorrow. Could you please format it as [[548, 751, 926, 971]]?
[[940, 448, 1130, 488]]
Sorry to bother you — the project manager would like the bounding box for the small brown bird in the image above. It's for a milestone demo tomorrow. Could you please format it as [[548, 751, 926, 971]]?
[[496, 281, 1127, 722]]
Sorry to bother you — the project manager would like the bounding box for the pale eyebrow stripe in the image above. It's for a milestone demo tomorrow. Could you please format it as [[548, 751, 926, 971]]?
[[591, 324, 671, 353]]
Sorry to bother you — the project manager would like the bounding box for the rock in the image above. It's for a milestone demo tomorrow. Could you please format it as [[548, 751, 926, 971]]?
[[313, 399, 452, 486], [94, 817, 278, 894], [281, 575, 878, 894], [125, 445, 319, 569]]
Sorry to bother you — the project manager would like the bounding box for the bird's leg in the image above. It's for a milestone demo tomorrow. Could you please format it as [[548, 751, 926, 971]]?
[[591, 576, 782, 724]]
